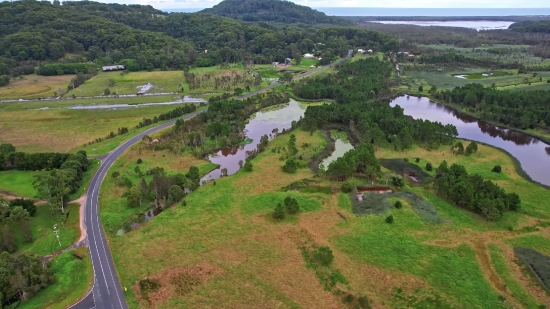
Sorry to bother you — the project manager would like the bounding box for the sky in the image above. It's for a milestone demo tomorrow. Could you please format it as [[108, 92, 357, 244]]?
[[84, 0, 549, 9]]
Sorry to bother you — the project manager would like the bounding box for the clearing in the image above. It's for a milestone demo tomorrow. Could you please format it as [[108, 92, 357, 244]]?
[[0, 74, 75, 100]]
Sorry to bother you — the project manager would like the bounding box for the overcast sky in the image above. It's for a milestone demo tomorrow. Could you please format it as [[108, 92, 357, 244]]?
[[87, 0, 549, 9]]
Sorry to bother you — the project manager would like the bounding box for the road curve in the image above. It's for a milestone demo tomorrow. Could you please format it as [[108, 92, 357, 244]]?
[[71, 50, 352, 309]]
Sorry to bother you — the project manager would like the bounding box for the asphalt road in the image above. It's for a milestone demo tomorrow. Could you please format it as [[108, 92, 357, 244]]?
[[71, 50, 352, 309]]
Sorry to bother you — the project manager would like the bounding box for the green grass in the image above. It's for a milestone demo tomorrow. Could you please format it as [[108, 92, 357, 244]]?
[[335, 212, 503, 308], [244, 192, 323, 214], [16, 203, 80, 255], [0, 170, 38, 197], [489, 244, 542, 308], [18, 248, 93, 309], [505, 235, 550, 255]]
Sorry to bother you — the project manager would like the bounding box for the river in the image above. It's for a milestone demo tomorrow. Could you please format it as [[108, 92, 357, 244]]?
[[201, 100, 307, 182], [390, 96, 550, 186]]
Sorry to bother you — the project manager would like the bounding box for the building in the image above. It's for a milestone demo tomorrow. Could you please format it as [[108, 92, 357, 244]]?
[[303, 53, 315, 59], [102, 65, 125, 72], [357, 49, 364, 53], [367, 49, 373, 54]]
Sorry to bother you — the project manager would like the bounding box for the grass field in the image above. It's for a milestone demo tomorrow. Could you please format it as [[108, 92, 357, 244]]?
[[18, 248, 93, 309], [99, 126, 550, 308], [0, 74, 75, 100], [0, 170, 38, 197], [0, 103, 201, 153]]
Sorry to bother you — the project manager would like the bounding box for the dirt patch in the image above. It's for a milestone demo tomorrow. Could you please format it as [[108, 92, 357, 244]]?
[[471, 239, 508, 294], [134, 261, 222, 308]]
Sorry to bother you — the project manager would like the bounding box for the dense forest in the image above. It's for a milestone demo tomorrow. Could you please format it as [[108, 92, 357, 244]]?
[[200, 0, 352, 25], [0, 0, 397, 79], [510, 20, 550, 34], [434, 161, 521, 220], [437, 84, 550, 130], [299, 59, 458, 150]]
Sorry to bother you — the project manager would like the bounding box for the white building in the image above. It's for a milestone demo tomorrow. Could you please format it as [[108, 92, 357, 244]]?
[[303, 53, 315, 59], [102, 65, 125, 72]]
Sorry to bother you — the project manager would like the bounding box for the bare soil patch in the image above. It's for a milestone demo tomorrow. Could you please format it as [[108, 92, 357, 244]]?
[[133, 261, 222, 309]]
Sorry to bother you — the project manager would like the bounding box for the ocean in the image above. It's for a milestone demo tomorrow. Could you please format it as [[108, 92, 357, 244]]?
[[164, 8, 550, 16]]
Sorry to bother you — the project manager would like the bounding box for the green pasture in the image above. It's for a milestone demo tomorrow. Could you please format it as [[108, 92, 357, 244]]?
[[0, 170, 38, 197]]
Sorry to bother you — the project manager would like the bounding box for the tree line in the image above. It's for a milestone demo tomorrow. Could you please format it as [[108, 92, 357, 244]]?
[[433, 161, 521, 220], [436, 83, 550, 130]]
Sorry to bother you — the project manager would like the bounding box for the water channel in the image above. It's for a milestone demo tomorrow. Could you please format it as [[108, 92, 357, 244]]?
[[390, 96, 550, 186], [201, 99, 307, 182]]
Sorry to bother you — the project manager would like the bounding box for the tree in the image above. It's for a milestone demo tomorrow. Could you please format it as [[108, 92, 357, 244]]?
[[167, 185, 185, 205], [392, 176, 405, 188], [284, 196, 299, 214], [492, 165, 502, 173], [273, 203, 285, 220], [104, 88, 110, 95], [1, 224, 17, 253], [341, 182, 353, 193], [385, 215, 394, 223], [33, 169, 72, 213], [293, 53, 302, 66], [394, 201, 402, 209], [137, 158, 143, 164], [465, 141, 478, 156], [314, 246, 334, 266], [234, 87, 244, 96], [280, 72, 293, 84], [288, 134, 298, 156], [418, 85, 423, 92], [126, 186, 142, 207], [425, 162, 433, 171], [243, 159, 253, 172], [282, 158, 298, 173]]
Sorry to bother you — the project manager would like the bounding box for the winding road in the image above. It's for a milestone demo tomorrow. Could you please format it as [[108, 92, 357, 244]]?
[[70, 50, 352, 309]]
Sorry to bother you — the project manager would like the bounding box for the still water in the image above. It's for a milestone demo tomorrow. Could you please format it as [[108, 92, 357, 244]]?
[[201, 100, 306, 182], [375, 20, 513, 31], [390, 96, 550, 186], [320, 138, 354, 169]]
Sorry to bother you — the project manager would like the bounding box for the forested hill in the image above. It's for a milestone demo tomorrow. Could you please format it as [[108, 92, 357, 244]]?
[[509, 20, 550, 34], [199, 0, 352, 25], [0, 0, 397, 76]]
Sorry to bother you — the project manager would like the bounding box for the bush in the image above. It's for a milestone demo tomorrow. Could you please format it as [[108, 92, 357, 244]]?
[[282, 158, 298, 173], [358, 296, 370, 308], [385, 215, 394, 223], [273, 203, 285, 220], [418, 85, 423, 92], [341, 181, 353, 193], [391, 176, 405, 187], [314, 246, 334, 266], [243, 159, 253, 171], [425, 162, 433, 171], [284, 196, 300, 214], [394, 200, 402, 209], [137, 158, 143, 164], [492, 165, 502, 173], [343, 294, 355, 304], [415, 158, 420, 163]]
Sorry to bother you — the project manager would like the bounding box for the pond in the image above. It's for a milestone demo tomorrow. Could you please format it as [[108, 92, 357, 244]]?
[[201, 99, 306, 182], [319, 131, 354, 170], [390, 96, 550, 186]]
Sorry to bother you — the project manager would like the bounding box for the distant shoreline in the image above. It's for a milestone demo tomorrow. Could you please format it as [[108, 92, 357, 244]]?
[[163, 7, 550, 18]]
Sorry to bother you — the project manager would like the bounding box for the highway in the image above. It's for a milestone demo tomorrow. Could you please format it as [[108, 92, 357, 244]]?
[[70, 50, 352, 309]]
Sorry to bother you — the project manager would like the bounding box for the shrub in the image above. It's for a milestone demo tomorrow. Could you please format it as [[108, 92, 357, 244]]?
[[403, 158, 409, 162], [385, 215, 394, 224], [243, 158, 253, 171], [425, 162, 433, 171], [273, 203, 285, 220], [343, 294, 355, 304], [358, 296, 370, 308], [415, 158, 420, 163], [418, 85, 423, 92], [394, 200, 402, 209], [492, 165, 502, 173], [391, 176, 405, 187], [137, 158, 143, 164], [341, 181, 353, 193], [284, 196, 300, 214], [314, 246, 334, 266], [282, 158, 298, 173]]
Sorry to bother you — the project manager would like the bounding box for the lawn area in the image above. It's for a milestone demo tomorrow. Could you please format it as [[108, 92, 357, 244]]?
[[0, 170, 38, 198], [15, 202, 80, 256], [18, 248, 93, 309], [0, 103, 201, 153], [99, 125, 550, 308], [0, 74, 75, 100]]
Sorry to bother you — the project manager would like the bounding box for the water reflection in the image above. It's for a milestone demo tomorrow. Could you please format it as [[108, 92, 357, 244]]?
[[390, 96, 550, 186], [201, 100, 306, 182]]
